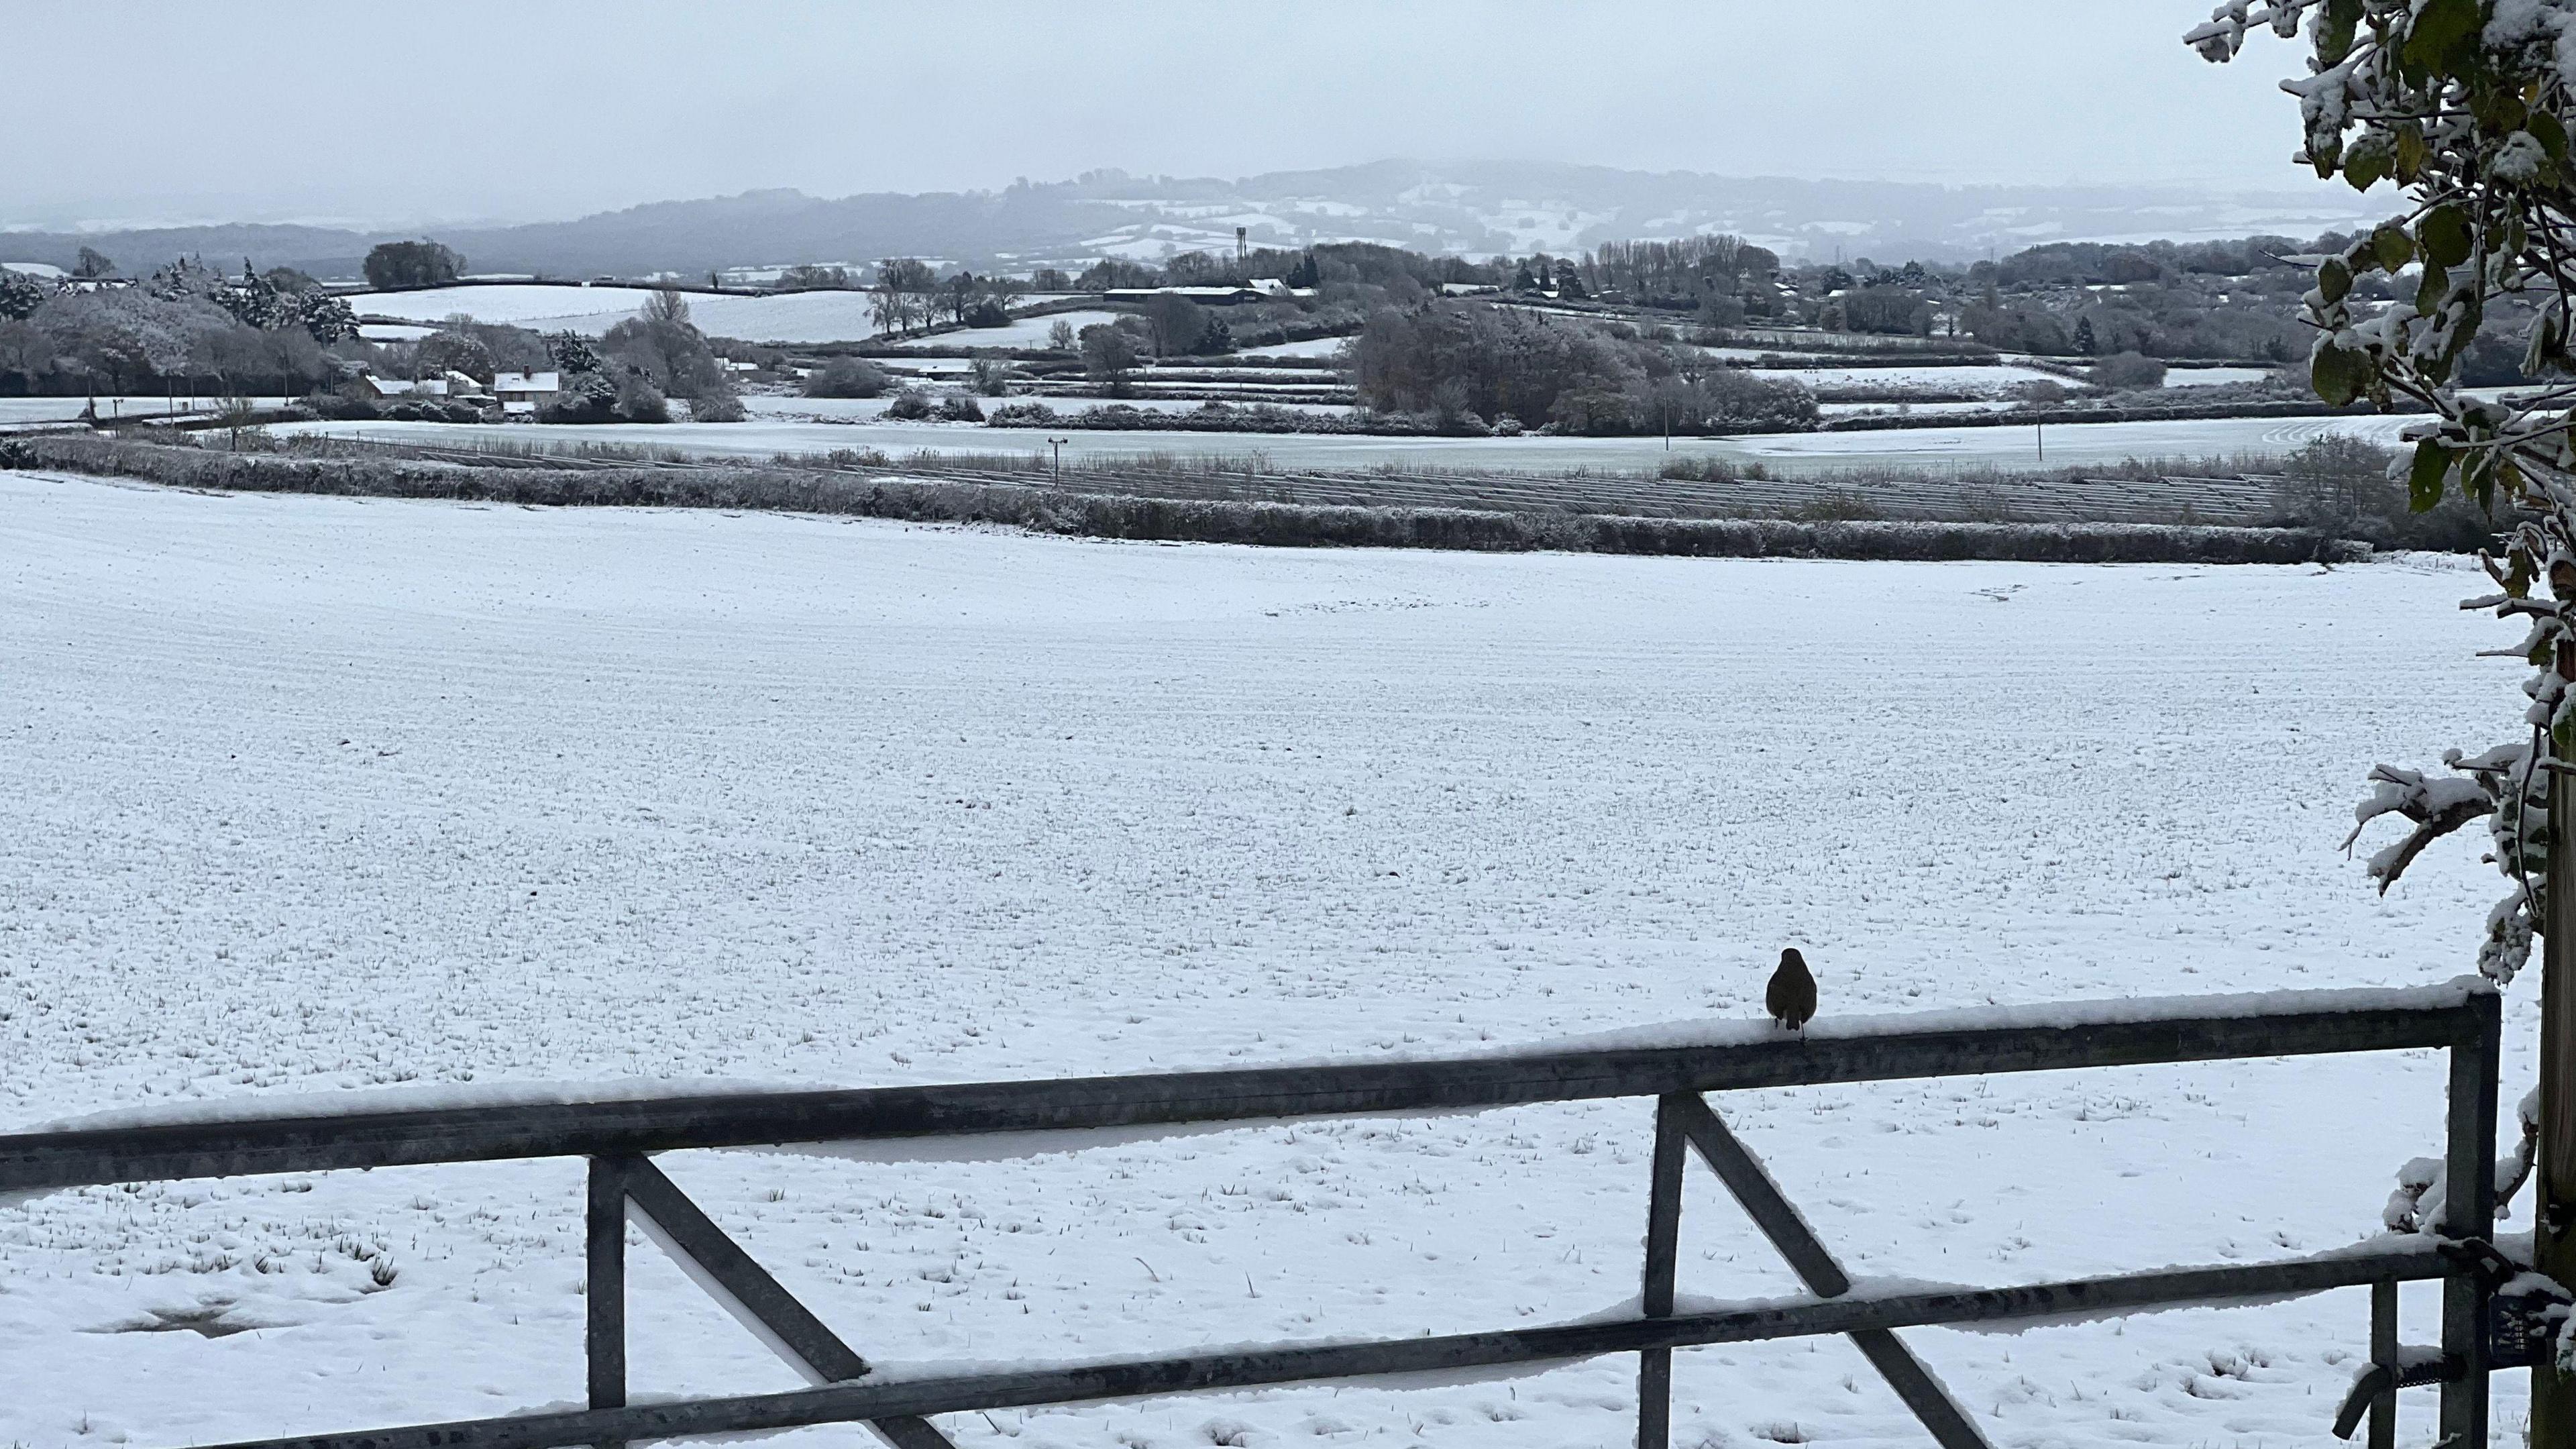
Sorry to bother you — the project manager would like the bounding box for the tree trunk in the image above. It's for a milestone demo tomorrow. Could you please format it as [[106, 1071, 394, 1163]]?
[[2538, 761, 2576, 1445]]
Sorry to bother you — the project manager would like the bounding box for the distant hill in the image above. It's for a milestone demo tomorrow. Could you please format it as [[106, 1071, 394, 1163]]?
[[0, 160, 2389, 281]]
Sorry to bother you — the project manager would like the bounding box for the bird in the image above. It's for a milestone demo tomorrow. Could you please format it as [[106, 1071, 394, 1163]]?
[[1766, 948, 1817, 1032]]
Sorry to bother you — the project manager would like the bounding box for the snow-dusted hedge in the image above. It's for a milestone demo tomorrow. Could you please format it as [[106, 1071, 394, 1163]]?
[[3, 434, 2365, 564]]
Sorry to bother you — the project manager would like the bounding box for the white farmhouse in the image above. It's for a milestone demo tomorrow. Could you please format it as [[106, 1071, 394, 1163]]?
[[493, 371, 561, 415]]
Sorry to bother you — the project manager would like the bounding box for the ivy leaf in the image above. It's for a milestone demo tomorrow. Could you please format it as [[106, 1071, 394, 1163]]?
[[2532, 109, 2571, 163], [2314, 341, 2369, 407], [2320, 255, 2353, 303], [2418, 260, 2451, 315], [2374, 224, 2417, 271], [2466, 449, 2498, 514], [2420, 205, 2475, 268], [2406, 0, 2482, 73], [2410, 437, 2455, 512], [2395, 124, 2432, 183]]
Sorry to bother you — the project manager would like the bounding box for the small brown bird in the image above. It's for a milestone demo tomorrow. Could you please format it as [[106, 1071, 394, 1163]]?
[[1766, 947, 1817, 1032]]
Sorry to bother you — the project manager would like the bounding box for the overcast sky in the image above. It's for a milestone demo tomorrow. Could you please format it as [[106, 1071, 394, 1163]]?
[[5, 1, 2322, 230]]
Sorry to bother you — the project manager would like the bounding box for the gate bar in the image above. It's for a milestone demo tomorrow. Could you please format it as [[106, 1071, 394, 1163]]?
[[0, 981, 2489, 1194], [184, 1242, 2447, 1449]]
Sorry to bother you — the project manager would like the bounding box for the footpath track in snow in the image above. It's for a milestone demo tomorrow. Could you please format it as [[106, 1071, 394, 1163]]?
[[0, 469, 2537, 1448]]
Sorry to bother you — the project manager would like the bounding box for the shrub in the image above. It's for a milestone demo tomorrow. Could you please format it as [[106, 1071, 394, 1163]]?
[[969, 356, 1014, 396], [937, 394, 985, 423], [804, 358, 888, 398], [2090, 352, 2167, 390], [965, 300, 1010, 328], [1493, 414, 1523, 437], [311, 388, 380, 421], [691, 389, 747, 423], [614, 375, 669, 423], [883, 386, 934, 421], [539, 372, 620, 423]]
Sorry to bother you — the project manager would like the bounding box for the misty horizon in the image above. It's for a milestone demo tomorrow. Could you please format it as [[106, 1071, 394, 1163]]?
[[9, 1, 2360, 236]]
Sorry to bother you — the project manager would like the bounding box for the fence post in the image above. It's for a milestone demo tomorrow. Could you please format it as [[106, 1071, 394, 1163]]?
[[2368, 1278, 2396, 1449], [1638, 1094, 1687, 1449], [2538, 761, 2576, 1448], [2440, 989, 2502, 1448], [586, 1155, 629, 1449]]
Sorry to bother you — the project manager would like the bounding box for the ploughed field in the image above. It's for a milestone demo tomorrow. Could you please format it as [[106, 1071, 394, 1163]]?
[[0, 469, 2531, 1448]]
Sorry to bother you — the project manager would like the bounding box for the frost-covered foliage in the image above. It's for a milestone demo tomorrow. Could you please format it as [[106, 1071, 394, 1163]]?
[[2195, 0, 2576, 984], [0, 267, 52, 321]]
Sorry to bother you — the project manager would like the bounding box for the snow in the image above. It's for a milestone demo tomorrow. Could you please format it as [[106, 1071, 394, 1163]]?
[[271, 409, 2434, 477], [0, 470, 2539, 1448], [1233, 336, 1354, 360], [347, 286, 1083, 346], [0, 396, 299, 433], [1757, 364, 2070, 396], [1816, 400, 2019, 419], [737, 396, 1350, 427], [874, 311, 1127, 352], [2165, 367, 2279, 388]]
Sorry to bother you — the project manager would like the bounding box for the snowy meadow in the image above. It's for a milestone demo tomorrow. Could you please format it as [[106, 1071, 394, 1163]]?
[[0, 468, 2536, 1448]]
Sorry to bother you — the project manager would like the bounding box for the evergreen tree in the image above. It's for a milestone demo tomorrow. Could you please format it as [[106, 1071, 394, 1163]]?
[[2074, 315, 2098, 356], [545, 331, 601, 374]]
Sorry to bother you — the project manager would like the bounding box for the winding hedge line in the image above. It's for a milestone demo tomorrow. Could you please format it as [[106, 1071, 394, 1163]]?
[[1, 434, 2366, 565]]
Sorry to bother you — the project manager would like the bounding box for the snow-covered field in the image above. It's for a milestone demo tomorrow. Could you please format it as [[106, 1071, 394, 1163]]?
[[2165, 366, 2278, 388], [0, 468, 2536, 1448], [349, 286, 1085, 346], [268, 409, 2426, 476], [0, 396, 301, 433], [874, 310, 1126, 351], [1234, 336, 1354, 360], [1758, 364, 2070, 396], [738, 396, 1350, 426], [0, 396, 294, 423]]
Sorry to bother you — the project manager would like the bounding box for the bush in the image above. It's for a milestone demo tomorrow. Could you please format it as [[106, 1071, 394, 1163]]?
[[805, 358, 888, 398], [937, 394, 985, 423], [965, 300, 1010, 328], [2090, 352, 2168, 389], [614, 374, 669, 423], [1493, 414, 1523, 437], [540, 372, 620, 424], [883, 386, 935, 421], [691, 389, 747, 423], [969, 356, 1014, 396], [310, 388, 380, 421]]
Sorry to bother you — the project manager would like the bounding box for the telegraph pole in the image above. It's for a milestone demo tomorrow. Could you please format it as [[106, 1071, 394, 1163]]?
[[1047, 436, 1067, 488]]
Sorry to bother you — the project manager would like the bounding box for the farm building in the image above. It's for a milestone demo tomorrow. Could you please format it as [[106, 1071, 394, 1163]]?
[[492, 370, 561, 415]]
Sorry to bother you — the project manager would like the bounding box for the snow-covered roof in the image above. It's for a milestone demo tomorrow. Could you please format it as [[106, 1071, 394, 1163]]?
[[492, 371, 561, 392], [363, 376, 447, 398]]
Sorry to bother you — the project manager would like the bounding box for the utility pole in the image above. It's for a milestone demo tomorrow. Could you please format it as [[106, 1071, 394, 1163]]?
[[1047, 436, 1067, 488], [2035, 423, 2044, 465], [2538, 727, 2576, 1444]]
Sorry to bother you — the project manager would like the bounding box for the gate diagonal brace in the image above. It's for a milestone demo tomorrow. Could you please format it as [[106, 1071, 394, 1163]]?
[[609, 1156, 960, 1449], [1664, 1093, 1994, 1449]]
